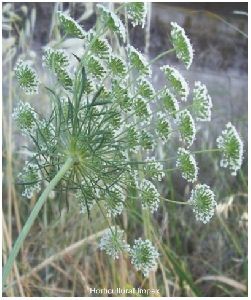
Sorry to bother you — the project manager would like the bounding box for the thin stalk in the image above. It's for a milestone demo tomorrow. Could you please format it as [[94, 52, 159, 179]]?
[[2, 157, 74, 286]]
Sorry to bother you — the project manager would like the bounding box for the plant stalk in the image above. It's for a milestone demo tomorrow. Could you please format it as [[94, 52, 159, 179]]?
[[2, 157, 74, 286]]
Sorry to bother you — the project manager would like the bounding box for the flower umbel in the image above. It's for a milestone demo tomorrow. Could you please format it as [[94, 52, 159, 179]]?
[[19, 162, 42, 199], [140, 179, 160, 213], [192, 81, 212, 122], [176, 109, 196, 147], [176, 148, 198, 183], [189, 184, 216, 224], [12, 101, 37, 135], [143, 157, 165, 181], [216, 122, 244, 175], [126, 2, 147, 28], [161, 65, 189, 101], [14, 60, 39, 95], [99, 227, 130, 259], [130, 238, 159, 277], [170, 22, 193, 69], [57, 11, 86, 38]]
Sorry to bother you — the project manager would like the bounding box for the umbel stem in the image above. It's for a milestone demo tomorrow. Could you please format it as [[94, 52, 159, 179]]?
[[2, 157, 74, 287]]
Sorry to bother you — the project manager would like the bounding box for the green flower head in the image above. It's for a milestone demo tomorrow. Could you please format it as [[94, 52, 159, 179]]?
[[176, 109, 196, 147], [140, 179, 160, 213], [192, 81, 212, 122], [99, 227, 130, 259], [176, 148, 198, 183], [216, 122, 244, 176], [127, 2, 147, 28], [189, 184, 216, 224], [130, 238, 159, 277], [161, 65, 189, 101], [170, 22, 193, 69], [12, 101, 37, 135], [14, 59, 39, 95], [57, 11, 86, 38]]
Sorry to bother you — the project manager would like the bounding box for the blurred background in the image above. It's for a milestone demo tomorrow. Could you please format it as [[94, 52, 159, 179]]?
[[2, 2, 248, 297]]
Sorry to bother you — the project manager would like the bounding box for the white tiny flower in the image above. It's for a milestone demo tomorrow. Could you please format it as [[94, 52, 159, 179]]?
[[192, 81, 212, 122], [140, 179, 160, 213], [161, 65, 189, 101], [216, 122, 244, 176], [176, 148, 198, 183], [170, 22, 194, 69], [130, 238, 159, 277], [99, 227, 130, 259], [189, 184, 216, 224]]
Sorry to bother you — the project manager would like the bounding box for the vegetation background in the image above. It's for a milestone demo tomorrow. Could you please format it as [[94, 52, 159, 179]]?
[[2, 2, 248, 297]]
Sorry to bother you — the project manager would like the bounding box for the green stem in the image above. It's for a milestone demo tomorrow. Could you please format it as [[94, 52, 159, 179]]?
[[149, 48, 175, 65], [2, 157, 74, 286], [161, 197, 189, 205], [193, 148, 220, 154]]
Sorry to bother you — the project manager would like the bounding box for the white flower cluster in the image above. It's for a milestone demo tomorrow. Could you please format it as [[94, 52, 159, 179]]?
[[87, 55, 106, 79], [176, 148, 198, 183], [103, 185, 126, 217], [97, 4, 126, 42], [43, 47, 72, 90], [89, 35, 112, 60], [192, 81, 212, 122], [137, 77, 155, 100], [99, 227, 130, 259], [139, 130, 155, 151], [127, 2, 147, 28], [19, 162, 42, 199], [188, 184, 216, 224], [12, 101, 37, 135], [125, 124, 140, 153], [109, 54, 127, 78], [143, 157, 165, 181], [127, 45, 151, 76], [139, 179, 160, 213], [170, 22, 193, 69], [162, 88, 179, 117], [14, 59, 39, 95], [216, 122, 244, 176], [57, 11, 86, 39], [176, 109, 196, 147], [133, 96, 152, 125], [130, 238, 159, 277], [156, 112, 172, 141], [161, 65, 189, 101]]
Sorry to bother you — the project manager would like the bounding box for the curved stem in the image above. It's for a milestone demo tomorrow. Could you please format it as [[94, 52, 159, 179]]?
[[2, 157, 74, 287], [161, 197, 189, 205]]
